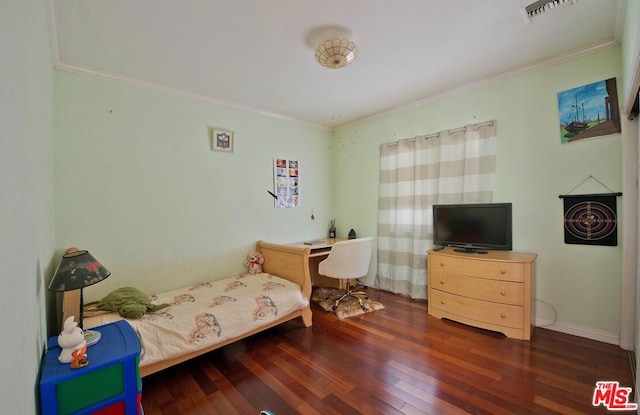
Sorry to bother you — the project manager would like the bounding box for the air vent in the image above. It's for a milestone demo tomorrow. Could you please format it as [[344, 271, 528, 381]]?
[[521, 0, 577, 25]]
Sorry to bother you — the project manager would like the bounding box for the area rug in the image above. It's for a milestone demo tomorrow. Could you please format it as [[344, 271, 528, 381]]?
[[312, 287, 385, 320]]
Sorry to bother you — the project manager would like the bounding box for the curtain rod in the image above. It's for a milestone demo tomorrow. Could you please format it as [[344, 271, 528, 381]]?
[[448, 120, 495, 135], [380, 120, 495, 149]]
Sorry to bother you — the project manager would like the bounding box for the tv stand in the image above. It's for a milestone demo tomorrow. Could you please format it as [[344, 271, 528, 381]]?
[[427, 247, 537, 340]]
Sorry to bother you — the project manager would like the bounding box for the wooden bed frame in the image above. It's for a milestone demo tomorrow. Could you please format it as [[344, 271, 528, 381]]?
[[62, 241, 313, 377]]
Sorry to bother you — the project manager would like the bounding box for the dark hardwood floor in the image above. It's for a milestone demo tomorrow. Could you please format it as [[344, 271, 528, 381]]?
[[140, 288, 634, 414]]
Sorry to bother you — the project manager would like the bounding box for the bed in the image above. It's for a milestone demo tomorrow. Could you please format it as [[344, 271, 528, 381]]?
[[62, 241, 313, 377]]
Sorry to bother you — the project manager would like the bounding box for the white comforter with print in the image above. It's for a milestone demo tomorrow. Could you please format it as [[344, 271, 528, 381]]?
[[84, 273, 308, 368]]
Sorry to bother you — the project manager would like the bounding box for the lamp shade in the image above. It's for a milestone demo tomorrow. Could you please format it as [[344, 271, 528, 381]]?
[[49, 250, 111, 292]]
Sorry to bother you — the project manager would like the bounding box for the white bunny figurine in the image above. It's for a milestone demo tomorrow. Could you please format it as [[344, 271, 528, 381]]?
[[57, 316, 87, 363]]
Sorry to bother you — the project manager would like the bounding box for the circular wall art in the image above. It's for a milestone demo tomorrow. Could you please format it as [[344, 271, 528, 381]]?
[[563, 196, 617, 246]]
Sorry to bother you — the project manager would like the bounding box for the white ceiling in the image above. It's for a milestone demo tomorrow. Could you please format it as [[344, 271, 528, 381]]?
[[49, 0, 624, 129]]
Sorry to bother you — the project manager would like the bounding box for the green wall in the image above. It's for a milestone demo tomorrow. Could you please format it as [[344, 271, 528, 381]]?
[[54, 71, 333, 300], [54, 40, 626, 341], [1, 0, 56, 413], [333, 46, 624, 338]]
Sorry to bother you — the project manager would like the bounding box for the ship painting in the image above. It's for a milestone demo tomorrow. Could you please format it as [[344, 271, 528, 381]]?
[[557, 78, 621, 143], [563, 94, 588, 137]]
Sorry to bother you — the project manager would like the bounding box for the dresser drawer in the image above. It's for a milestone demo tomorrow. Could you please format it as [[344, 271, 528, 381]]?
[[430, 270, 524, 306], [430, 289, 524, 329], [429, 254, 524, 282]]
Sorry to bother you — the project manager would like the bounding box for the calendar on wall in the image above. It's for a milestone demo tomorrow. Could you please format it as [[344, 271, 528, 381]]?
[[273, 158, 299, 208]]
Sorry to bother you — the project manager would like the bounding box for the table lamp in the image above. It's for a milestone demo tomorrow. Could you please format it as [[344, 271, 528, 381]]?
[[49, 248, 111, 346]]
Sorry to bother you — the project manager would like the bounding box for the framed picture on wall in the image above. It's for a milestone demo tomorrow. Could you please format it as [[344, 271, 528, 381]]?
[[557, 78, 621, 144], [209, 127, 234, 152]]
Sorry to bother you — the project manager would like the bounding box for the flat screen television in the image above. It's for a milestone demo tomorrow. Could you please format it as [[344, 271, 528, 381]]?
[[432, 203, 512, 253]]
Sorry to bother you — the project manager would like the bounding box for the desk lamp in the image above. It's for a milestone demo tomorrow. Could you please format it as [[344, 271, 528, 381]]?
[[49, 248, 110, 346]]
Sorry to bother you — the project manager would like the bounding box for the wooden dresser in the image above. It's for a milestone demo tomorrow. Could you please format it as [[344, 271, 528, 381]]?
[[427, 247, 537, 340]]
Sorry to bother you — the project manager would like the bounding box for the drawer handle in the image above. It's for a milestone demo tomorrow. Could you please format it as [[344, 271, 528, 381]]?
[[440, 262, 445, 267], [500, 270, 507, 275], [440, 300, 445, 305], [440, 280, 445, 285], [500, 313, 506, 318], [500, 290, 506, 296]]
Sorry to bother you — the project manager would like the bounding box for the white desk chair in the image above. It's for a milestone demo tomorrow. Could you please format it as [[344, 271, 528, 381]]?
[[318, 237, 373, 311]]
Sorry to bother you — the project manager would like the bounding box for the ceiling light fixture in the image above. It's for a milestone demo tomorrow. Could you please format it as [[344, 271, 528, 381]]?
[[314, 39, 358, 69]]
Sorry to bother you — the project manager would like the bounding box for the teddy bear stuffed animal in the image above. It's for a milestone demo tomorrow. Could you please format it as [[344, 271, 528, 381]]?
[[245, 251, 264, 274]]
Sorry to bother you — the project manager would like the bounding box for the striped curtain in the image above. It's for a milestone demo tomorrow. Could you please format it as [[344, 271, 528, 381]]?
[[375, 121, 497, 299]]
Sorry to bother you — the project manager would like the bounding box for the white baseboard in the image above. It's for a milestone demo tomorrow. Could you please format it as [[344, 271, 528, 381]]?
[[535, 317, 620, 346]]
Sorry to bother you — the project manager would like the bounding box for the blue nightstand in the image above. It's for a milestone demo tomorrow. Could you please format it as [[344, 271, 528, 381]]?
[[40, 320, 142, 415]]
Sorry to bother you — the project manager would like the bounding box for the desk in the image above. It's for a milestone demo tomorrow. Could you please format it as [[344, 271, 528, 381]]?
[[288, 238, 346, 288]]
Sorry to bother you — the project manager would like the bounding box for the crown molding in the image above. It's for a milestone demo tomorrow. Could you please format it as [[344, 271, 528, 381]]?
[[45, 0, 330, 131], [44, 0, 59, 69], [53, 61, 331, 132], [337, 39, 620, 131], [46, 0, 616, 135]]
